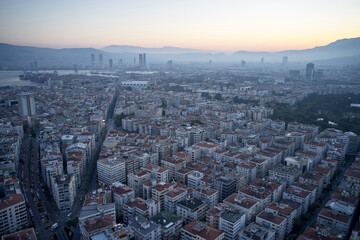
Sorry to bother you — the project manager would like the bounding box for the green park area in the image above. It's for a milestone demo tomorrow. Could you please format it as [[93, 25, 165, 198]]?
[[269, 93, 360, 134]]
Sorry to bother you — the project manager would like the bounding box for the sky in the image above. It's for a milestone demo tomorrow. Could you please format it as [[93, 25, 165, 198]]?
[[0, 0, 359, 52]]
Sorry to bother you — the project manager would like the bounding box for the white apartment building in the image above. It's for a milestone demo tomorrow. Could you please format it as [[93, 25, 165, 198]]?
[[282, 187, 311, 215], [97, 157, 126, 185], [237, 162, 257, 184], [113, 184, 135, 218], [219, 210, 246, 240], [161, 158, 186, 180], [265, 203, 296, 235], [187, 171, 204, 188], [256, 211, 286, 240], [164, 187, 188, 213], [193, 187, 219, 209], [142, 164, 169, 183], [52, 174, 76, 212], [177, 198, 207, 224], [182, 220, 224, 240], [127, 170, 151, 198], [0, 194, 28, 235]]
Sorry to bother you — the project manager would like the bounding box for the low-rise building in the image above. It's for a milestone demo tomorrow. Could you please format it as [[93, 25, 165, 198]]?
[[237, 162, 257, 184], [79, 203, 116, 224], [299, 172, 324, 199], [152, 182, 175, 210], [187, 171, 204, 188], [265, 203, 296, 235], [219, 210, 246, 240], [97, 157, 126, 185], [239, 222, 275, 240], [80, 214, 115, 240], [317, 208, 352, 236], [127, 170, 151, 198], [161, 158, 186, 181], [164, 187, 188, 214], [238, 186, 272, 213], [223, 193, 258, 223], [175, 168, 193, 184], [181, 220, 224, 240], [176, 198, 207, 224], [256, 211, 286, 240], [113, 184, 135, 218], [282, 187, 311, 215], [128, 215, 162, 240], [151, 211, 183, 240], [193, 187, 219, 209], [1, 228, 37, 240], [214, 176, 236, 202], [142, 163, 169, 183], [268, 165, 301, 187]]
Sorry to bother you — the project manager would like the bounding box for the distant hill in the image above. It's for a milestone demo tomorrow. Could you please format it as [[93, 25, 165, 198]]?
[[234, 37, 360, 62], [0, 43, 105, 68], [313, 54, 360, 66], [101, 45, 218, 54], [0, 37, 359, 69]]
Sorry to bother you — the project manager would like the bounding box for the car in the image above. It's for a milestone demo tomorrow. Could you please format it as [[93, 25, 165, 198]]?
[[51, 223, 58, 230]]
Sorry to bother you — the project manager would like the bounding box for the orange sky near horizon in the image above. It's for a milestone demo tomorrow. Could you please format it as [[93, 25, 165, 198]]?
[[0, 0, 359, 52]]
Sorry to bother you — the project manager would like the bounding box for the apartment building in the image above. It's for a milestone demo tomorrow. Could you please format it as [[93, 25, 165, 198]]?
[[0, 194, 28, 235], [52, 174, 76, 212]]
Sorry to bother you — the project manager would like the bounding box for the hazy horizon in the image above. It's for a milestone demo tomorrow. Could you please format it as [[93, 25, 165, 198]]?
[[1, 0, 359, 52], [0, 36, 359, 54]]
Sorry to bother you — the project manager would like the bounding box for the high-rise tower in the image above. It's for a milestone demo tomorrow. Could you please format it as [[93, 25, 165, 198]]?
[[139, 54, 143, 66], [142, 53, 146, 66], [306, 63, 315, 79], [18, 92, 36, 117], [99, 54, 103, 68], [282, 56, 288, 65], [91, 54, 95, 67]]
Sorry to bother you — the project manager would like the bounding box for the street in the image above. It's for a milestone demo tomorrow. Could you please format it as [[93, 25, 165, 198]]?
[[18, 128, 68, 240], [290, 155, 355, 239], [17, 96, 117, 240]]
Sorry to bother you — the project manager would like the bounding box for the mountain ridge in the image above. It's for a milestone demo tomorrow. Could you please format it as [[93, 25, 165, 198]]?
[[0, 37, 359, 68]]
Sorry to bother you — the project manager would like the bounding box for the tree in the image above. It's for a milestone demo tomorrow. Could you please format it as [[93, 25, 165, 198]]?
[[214, 93, 222, 100], [191, 119, 204, 126]]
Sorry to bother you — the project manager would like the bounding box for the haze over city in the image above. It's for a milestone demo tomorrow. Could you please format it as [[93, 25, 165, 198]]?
[[1, 1, 360, 240]]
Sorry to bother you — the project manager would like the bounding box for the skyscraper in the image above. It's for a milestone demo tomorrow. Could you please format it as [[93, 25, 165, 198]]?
[[99, 54, 103, 67], [33, 61, 38, 72], [91, 54, 95, 67], [109, 59, 113, 69], [142, 53, 146, 66], [17, 93, 36, 117], [282, 56, 288, 65], [74, 64, 78, 75], [306, 63, 315, 79], [139, 54, 143, 66]]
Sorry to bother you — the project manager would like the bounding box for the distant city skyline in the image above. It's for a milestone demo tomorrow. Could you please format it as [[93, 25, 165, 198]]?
[[0, 0, 359, 52]]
